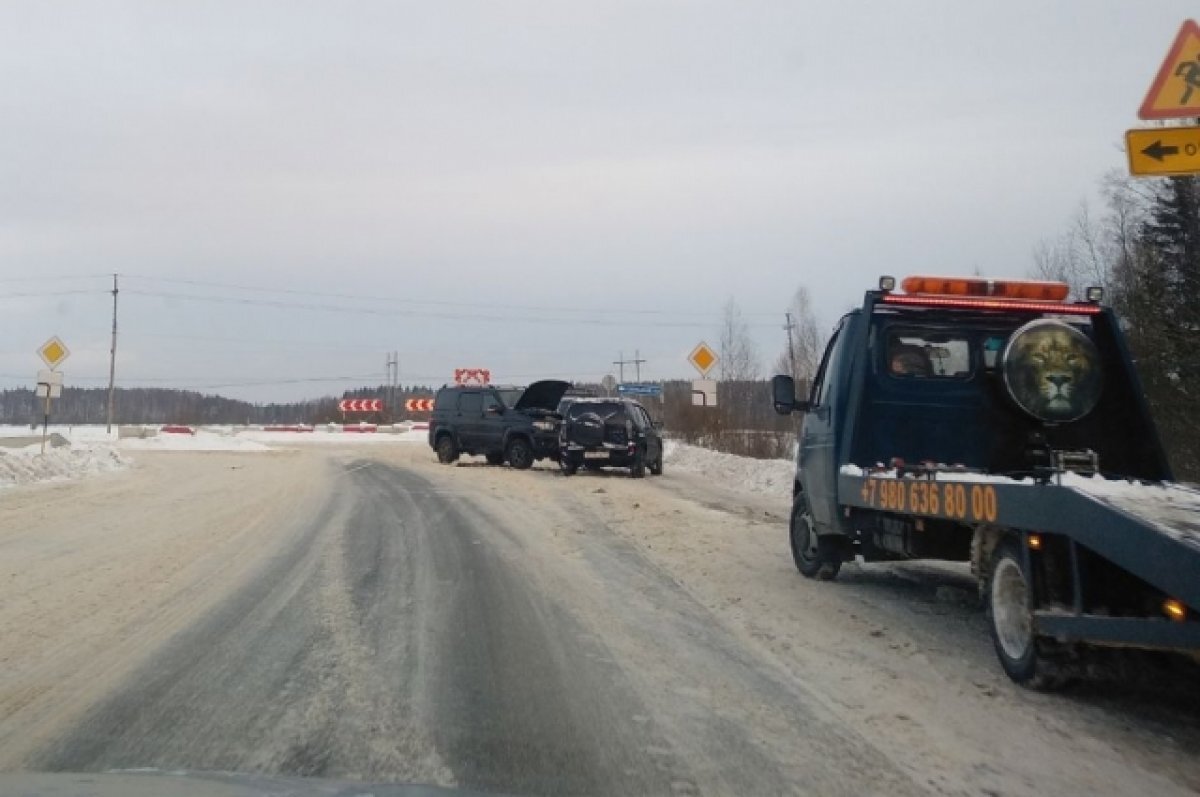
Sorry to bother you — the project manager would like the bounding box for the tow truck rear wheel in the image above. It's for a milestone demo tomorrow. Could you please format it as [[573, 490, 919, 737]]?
[[987, 539, 1075, 690], [790, 494, 840, 581]]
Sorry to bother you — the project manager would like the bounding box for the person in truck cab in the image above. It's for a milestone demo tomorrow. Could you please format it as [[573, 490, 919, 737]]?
[[889, 344, 932, 377]]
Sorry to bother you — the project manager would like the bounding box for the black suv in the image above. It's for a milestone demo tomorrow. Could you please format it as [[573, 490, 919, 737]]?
[[428, 380, 570, 469], [559, 398, 664, 478]]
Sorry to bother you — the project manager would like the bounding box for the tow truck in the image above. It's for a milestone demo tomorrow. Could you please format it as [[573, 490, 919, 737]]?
[[771, 275, 1200, 688]]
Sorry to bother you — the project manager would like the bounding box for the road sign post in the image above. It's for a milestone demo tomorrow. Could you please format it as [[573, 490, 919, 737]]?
[[34, 339, 69, 455], [35, 371, 64, 455]]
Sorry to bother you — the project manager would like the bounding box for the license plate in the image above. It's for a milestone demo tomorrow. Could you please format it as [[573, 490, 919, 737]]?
[[584, 451, 609, 460]]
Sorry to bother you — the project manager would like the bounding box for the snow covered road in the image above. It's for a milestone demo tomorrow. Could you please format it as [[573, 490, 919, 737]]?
[[2, 444, 1199, 795]]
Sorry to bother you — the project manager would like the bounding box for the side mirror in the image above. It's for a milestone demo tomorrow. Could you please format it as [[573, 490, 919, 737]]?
[[652, 420, 664, 430], [772, 374, 810, 415]]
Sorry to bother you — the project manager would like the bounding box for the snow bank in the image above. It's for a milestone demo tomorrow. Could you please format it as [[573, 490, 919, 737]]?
[[664, 440, 794, 496], [118, 430, 273, 452], [238, 428, 427, 445], [0, 443, 125, 488]]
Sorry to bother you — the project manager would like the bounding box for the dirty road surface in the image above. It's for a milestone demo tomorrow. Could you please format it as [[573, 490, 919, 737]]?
[[2, 445, 1199, 796]]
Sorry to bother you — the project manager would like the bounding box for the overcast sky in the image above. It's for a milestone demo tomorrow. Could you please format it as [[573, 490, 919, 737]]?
[[0, 2, 1194, 402]]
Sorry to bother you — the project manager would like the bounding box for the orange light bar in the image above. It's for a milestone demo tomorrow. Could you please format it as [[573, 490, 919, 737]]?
[[902, 276, 1070, 302], [881, 293, 1101, 315]]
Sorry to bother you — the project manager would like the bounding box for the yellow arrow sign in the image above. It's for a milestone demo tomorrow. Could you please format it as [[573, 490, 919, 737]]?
[[1139, 20, 1200, 120], [1126, 126, 1200, 177]]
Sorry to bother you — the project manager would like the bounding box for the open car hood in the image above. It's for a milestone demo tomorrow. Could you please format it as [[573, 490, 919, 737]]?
[[514, 379, 571, 412]]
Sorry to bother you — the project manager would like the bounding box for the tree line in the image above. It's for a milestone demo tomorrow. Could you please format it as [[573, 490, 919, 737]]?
[[1032, 172, 1199, 480], [0, 385, 441, 427]]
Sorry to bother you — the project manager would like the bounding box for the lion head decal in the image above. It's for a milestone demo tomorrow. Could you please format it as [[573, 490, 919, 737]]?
[[1002, 319, 1102, 423]]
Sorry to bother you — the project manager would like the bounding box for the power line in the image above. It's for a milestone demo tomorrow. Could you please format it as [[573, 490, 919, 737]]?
[[121, 273, 780, 318], [0, 289, 108, 300], [0, 274, 111, 284], [123, 289, 780, 329]]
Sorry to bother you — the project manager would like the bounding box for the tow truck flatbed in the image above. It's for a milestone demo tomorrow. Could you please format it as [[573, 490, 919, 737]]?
[[839, 469, 1200, 650]]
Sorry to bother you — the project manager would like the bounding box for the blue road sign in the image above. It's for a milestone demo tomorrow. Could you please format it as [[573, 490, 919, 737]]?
[[617, 383, 662, 397]]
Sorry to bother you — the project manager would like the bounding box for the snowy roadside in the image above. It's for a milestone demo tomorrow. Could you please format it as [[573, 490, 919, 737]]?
[[0, 443, 126, 489], [663, 439, 794, 496]]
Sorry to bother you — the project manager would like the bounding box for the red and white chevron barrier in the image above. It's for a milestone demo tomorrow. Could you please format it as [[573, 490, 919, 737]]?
[[454, 368, 491, 386], [405, 398, 434, 412], [338, 399, 383, 413]]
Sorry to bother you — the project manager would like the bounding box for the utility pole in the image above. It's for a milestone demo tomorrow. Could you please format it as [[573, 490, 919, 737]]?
[[105, 273, 118, 434], [783, 312, 797, 378], [385, 351, 399, 419], [613, 350, 648, 383], [632, 349, 646, 382]]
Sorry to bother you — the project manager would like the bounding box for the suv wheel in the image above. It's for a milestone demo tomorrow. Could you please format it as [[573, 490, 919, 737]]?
[[629, 449, 646, 479], [506, 438, 534, 470], [560, 457, 578, 476], [435, 435, 459, 464]]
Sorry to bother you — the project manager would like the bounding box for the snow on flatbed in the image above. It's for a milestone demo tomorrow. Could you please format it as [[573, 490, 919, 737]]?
[[1062, 473, 1200, 547]]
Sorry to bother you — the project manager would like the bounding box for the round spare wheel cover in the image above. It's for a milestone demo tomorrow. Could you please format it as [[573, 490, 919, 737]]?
[[1001, 319, 1102, 423]]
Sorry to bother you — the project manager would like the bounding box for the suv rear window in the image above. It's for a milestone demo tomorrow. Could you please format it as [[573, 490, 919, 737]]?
[[567, 402, 627, 421]]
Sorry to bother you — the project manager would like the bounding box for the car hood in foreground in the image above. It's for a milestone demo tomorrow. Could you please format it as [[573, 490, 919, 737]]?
[[0, 770, 509, 797]]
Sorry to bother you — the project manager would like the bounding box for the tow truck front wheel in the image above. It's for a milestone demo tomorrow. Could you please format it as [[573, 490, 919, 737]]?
[[789, 495, 840, 581], [987, 539, 1075, 690]]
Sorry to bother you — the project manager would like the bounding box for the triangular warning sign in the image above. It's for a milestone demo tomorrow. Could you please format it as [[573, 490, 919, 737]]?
[[1139, 20, 1200, 120]]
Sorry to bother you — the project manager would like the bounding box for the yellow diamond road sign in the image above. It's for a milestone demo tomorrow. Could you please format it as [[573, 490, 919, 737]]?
[[37, 336, 70, 369], [688, 342, 718, 376]]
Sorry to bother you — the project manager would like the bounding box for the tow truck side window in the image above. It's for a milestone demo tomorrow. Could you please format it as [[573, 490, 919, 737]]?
[[812, 328, 842, 407]]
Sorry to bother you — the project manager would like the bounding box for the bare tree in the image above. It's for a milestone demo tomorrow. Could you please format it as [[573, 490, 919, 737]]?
[[717, 298, 760, 382], [779, 286, 823, 382], [1031, 201, 1112, 298]]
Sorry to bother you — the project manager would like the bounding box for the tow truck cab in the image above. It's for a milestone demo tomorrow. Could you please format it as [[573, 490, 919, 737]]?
[[776, 276, 1170, 547]]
